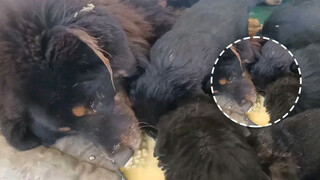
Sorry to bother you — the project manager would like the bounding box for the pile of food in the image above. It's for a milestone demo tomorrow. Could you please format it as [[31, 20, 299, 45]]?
[[121, 134, 165, 180], [245, 94, 270, 126]]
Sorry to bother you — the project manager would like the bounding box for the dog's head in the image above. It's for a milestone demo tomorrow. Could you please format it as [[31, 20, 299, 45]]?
[[212, 47, 257, 111], [249, 40, 297, 93], [26, 28, 141, 153], [0, 0, 141, 156]]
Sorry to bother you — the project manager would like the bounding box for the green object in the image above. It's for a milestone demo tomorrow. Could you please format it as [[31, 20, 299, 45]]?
[[250, 5, 275, 24], [250, 0, 290, 24]]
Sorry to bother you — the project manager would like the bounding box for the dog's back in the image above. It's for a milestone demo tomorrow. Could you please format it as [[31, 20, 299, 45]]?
[[156, 95, 270, 180], [130, 0, 250, 127]]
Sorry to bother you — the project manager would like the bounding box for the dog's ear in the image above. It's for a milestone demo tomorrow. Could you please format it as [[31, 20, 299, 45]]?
[[290, 61, 299, 75], [44, 27, 115, 89]]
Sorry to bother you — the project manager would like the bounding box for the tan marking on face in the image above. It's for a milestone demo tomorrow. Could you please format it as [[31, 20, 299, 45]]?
[[219, 78, 228, 85], [72, 106, 87, 117], [59, 127, 71, 132]]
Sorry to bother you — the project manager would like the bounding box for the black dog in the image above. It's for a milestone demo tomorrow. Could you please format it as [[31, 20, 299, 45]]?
[[0, 0, 157, 156], [259, 0, 320, 115], [246, 2, 320, 178], [263, 73, 300, 122], [262, 0, 320, 49], [155, 95, 270, 180], [248, 40, 297, 93], [290, 44, 320, 114], [212, 46, 257, 112], [130, 0, 250, 132], [249, 75, 320, 179]]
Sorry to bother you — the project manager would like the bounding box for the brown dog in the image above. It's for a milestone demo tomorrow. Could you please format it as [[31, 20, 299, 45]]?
[[0, 0, 155, 159]]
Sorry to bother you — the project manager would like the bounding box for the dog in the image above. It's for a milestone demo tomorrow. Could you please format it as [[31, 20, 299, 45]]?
[[122, 0, 177, 43], [290, 44, 320, 114], [262, 0, 320, 49], [249, 79, 320, 179], [211, 45, 257, 112], [248, 40, 297, 93], [130, 0, 250, 133], [260, 0, 320, 114], [0, 0, 155, 157], [263, 73, 300, 122], [155, 95, 270, 180]]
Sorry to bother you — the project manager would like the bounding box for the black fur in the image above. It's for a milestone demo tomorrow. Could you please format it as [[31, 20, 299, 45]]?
[[248, 2, 320, 179], [254, 44, 320, 118], [212, 47, 257, 110], [122, 0, 177, 43], [290, 44, 320, 114], [130, 0, 250, 130], [249, 40, 297, 93], [155, 95, 270, 180], [0, 0, 153, 153], [262, 0, 320, 49], [261, 0, 320, 114], [249, 107, 320, 179], [263, 73, 300, 122]]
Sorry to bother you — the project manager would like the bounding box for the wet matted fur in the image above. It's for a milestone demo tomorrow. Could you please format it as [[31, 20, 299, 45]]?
[[0, 0, 153, 155], [155, 95, 270, 180]]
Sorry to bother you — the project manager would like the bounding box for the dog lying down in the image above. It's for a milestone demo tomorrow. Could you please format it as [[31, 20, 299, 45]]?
[[250, 85, 320, 180], [0, 0, 159, 160], [155, 95, 270, 180]]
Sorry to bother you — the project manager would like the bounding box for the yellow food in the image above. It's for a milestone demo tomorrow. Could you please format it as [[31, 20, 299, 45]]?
[[245, 94, 270, 126], [121, 133, 165, 180]]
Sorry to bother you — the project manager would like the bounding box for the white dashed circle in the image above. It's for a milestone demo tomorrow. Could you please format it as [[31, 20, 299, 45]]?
[[210, 36, 302, 128]]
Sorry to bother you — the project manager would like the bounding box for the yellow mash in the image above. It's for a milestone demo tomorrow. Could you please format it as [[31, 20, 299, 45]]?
[[121, 133, 165, 180], [245, 94, 270, 126]]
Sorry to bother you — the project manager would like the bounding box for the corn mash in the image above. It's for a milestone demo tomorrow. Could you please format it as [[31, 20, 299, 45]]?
[[245, 94, 270, 126], [121, 133, 165, 180]]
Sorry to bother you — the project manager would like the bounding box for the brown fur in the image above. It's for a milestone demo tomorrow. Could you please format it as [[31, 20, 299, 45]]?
[[0, 0, 152, 153]]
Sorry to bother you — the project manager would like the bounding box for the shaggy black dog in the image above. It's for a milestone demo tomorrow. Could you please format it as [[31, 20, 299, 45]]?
[[263, 73, 300, 122], [155, 95, 270, 180], [249, 75, 320, 179], [0, 0, 157, 156], [262, 0, 320, 49], [249, 110, 320, 180], [246, 2, 320, 178], [248, 40, 297, 93], [290, 44, 320, 114], [211, 46, 257, 112], [130, 0, 250, 133], [259, 0, 320, 115]]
